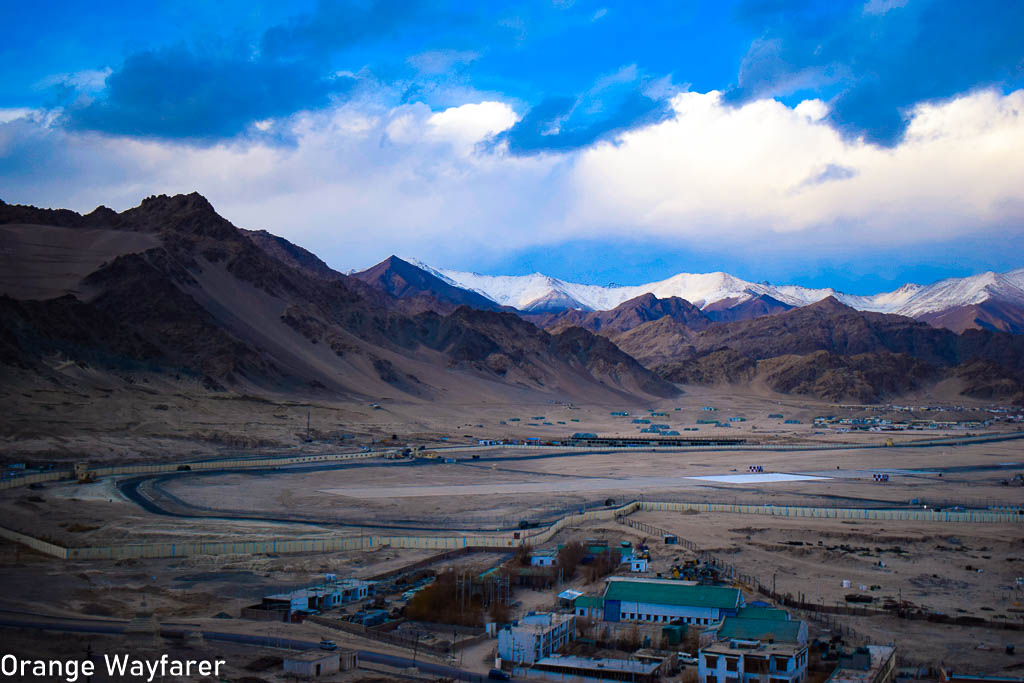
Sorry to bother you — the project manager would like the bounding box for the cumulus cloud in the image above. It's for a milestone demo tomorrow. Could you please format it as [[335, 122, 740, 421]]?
[[2, 88, 1022, 272], [570, 89, 1024, 242], [726, 0, 1024, 146]]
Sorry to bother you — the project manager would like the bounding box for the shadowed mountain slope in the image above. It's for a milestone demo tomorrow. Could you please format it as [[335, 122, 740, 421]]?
[[0, 194, 678, 402]]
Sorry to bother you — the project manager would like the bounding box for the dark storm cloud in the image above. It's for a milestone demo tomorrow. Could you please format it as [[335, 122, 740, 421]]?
[[63, 0, 426, 140], [499, 84, 673, 155], [64, 46, 355, 140], [724, 0, 1024, 146]]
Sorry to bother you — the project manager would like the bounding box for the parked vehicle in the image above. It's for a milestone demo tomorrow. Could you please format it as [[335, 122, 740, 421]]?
[[319, 640, 337, 651], [488, 669, 511, 680]]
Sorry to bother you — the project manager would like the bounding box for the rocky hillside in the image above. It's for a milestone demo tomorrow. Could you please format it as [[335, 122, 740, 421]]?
[[0, 194, 677, 402], [646, 297, 1024, 403], [532, 293, 712, 335], [353, 256, 508, 314]]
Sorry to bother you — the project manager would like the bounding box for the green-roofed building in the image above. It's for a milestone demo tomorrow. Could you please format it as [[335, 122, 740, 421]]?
[[601, 578, 743, 626], [736, 606, 790, 621], [717, 616, 806, 644], [573, 595, 604, 620]]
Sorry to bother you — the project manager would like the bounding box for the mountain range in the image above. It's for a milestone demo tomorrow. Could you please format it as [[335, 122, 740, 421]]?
[[407, 259, 1024, 334], [1, 193, 1022, 406], [0, 195, 676, 404]]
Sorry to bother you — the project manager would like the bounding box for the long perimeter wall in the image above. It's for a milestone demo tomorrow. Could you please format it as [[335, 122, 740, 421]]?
[[3, 498, 1022, 562]]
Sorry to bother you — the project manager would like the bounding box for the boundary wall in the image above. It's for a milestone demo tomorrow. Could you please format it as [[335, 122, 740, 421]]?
[[5, 498, 1023, 562]]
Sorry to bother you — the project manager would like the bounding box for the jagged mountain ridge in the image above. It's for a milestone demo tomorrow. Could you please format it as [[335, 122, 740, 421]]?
[[0, 194, 678, 402], [407, 259, 1024, 333], [352, 256, 510, 314], [647, 297, 1024, 403]]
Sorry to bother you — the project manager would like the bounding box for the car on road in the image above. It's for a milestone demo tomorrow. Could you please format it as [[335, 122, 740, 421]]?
[[319, 640, 337, 651], [488, 669, 511, 680], [677, 652, 698, 665]]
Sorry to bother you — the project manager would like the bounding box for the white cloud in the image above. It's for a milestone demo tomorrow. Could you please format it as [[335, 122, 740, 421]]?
[[0, 108, 39, 124], [569, 89, 1024, 243], [863, 0, 909, 15], [35, 67, 112, 93], [1, 88, 1022, 271], [407, 49, 480, 75], [426, 101, 519, 150]]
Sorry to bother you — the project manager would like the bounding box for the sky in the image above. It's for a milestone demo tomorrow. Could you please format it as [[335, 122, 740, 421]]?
[[1, 0, 1023, 294]]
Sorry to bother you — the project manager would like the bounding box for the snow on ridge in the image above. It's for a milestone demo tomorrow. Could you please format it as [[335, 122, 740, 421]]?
[[403, 260, 1024, 315]]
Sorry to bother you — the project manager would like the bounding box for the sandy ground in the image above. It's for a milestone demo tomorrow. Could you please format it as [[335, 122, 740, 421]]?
[[2, 375, 1017, 463], [1, 386, 1022, 676], [3, 437, 1023, 546]]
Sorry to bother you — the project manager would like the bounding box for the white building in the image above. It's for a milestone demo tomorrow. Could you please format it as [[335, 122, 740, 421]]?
[[699, 615, 808, 683], [629, 557, 649, 572], [497, 612, 576, 665], [530, 548, 559, 567], [263, 577, 374, 614]]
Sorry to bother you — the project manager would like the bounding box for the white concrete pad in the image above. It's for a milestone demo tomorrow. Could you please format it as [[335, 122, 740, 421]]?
[[685, 473, 831, 484]]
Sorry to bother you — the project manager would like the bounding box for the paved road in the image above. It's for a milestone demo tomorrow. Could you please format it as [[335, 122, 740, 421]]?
[[0, 615, 493, 682]]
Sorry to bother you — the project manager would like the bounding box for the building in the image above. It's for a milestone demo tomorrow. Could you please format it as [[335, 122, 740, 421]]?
[[245, 577, 375, 621], [574, 595, 604, 620], [736, 606, 790, 621], [699, 615, 808, 683], [520, 655, 661, 683], [828, 646, 896, 683], [557, 589, 583, 608], [498, 612, 576, 665], [268, 578, 374, 613], [530, 548, 559, 567], [602, 577, 744, 625], [282, 650, 345, 678]]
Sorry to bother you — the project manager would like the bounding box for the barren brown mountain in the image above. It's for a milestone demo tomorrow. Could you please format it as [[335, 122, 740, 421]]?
[[0, 194, 677, 402], [648, 297, 1024, 402]]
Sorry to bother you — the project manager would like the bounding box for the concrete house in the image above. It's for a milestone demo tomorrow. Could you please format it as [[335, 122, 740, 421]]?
[[283, 651, 340, 678], [530, 548, 559, 567], [497, 612, 576, 665], [699, 615, 809, 683]]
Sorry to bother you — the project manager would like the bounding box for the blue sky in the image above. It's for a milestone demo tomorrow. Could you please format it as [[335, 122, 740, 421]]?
[[1, 0, 1023, 294]]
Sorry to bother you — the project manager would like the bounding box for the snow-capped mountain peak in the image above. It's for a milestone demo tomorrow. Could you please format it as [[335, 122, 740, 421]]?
[[397, 260, 1024, 330]]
